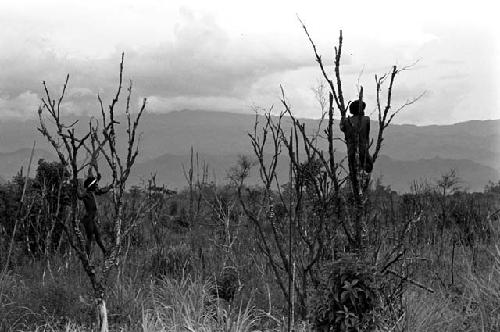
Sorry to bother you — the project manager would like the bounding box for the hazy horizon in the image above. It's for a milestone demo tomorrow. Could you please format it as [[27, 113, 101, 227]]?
[[1, 108, 500, 127]]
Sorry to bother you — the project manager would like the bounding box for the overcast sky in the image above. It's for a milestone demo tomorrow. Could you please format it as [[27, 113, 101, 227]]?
[[1, 0, 498, 125]]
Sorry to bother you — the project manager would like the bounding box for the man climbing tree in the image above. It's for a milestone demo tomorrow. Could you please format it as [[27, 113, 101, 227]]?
[[78, 174, 112, 255], [340, 97, 373, 196]]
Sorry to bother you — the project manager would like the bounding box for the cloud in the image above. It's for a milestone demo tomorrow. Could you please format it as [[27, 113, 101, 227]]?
[[147, 95, 246, 113], [122, 10, 311, 99], [0, 8, 310, 118], [0, 3, 497, 125], [0, 91, 40, 117]]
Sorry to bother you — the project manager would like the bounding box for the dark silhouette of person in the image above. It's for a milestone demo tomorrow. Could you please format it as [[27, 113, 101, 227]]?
[[340, 100, 373, 193], [78, 175, 111, 255]]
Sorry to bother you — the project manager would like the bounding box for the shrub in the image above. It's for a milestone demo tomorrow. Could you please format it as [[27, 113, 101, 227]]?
[[212, 266, 240, 303], [309, 254, 378, 331]]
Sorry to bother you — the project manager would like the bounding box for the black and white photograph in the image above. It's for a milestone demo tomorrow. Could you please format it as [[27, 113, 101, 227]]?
[[0, 0, 499, 331]]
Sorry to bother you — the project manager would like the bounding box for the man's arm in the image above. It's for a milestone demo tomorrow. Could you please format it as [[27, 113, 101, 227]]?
[[95, 180, 122, 195], [365, 116, 370, 143], [340, 116, 349, 133], [95, 184, 113, 196]]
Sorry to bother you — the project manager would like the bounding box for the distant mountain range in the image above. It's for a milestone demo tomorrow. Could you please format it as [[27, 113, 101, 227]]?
[[126, 153, 498, 193], [0, 110, 498, 192]]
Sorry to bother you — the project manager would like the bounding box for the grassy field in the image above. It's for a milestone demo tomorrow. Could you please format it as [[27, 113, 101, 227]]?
[[1, 180, 500, 331]]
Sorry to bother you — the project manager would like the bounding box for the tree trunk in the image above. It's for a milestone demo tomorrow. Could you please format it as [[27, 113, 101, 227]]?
[[96, 297, 109, 332], [451, 239, 456, 285]]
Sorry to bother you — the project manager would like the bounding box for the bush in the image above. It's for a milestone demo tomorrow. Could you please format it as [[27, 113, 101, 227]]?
[[212, 266, 240, 303], [309, 254, 378, 331]]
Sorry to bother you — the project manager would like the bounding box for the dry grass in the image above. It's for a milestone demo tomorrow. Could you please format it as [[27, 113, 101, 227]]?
[[143, 276, 259, 332], [5, 253, 500, 332], [463, 248, 500, 330], [4, 213, 500, 331]]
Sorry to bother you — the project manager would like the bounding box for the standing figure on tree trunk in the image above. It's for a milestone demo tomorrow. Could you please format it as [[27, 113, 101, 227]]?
[[78, 174, 112, 256], [340, 100, 373, 194]]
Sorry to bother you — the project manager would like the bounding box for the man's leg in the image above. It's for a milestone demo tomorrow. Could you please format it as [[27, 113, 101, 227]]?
[[359, 148, 373, 173], [93, 222, 106, 255], [358, 148, 372, 192], [347, 149, 359, 196], [82, 214, 94, 255]]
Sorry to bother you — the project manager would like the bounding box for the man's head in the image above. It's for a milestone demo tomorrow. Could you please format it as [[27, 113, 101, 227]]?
[[84, 176, 98, 191], [349, 100, 366, 116]]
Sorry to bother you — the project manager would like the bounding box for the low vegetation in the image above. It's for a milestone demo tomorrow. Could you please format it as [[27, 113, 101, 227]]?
[[1, 167, 499, 331]]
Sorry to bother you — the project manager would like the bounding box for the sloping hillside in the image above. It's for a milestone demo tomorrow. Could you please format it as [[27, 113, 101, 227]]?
[[1, 111, 499, 169], [0, 110, 498, 191], [128, 152, 498, 193]]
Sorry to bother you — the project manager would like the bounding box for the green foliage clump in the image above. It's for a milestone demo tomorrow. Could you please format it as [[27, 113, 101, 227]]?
[[309, 254, 378, 331], [213, 266, 240, 303]]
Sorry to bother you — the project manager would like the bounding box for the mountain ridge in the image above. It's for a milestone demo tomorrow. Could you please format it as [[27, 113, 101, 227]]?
[[127, 152, 499, 193], [0, 110, 498, 192]]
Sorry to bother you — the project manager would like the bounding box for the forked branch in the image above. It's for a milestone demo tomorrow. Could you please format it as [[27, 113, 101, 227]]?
[[372, 62, 425, 163]]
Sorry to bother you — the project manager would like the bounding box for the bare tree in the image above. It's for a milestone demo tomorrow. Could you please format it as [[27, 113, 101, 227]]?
[[298, 18, 424, 248], [37, 54, 149, 332], [234, 22, 426, 325]]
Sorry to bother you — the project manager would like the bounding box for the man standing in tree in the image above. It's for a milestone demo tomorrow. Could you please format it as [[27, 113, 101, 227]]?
[[78, 175, 112, 256], [340, 100, 373, 194]]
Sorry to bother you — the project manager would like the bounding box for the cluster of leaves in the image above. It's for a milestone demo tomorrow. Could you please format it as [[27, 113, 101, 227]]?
[[309, 254, 378, 331], [212, 266, 240, 303]]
